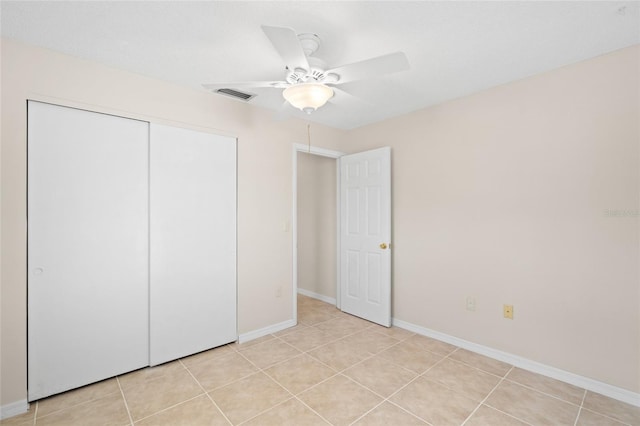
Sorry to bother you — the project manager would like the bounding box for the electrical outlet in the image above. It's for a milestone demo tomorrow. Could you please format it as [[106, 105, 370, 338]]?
[[503, 304, 514, 319], [466, 297, 476, 311]]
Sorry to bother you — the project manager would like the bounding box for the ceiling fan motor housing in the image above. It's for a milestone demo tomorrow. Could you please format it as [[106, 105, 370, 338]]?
[[286, 56, 339, 85], [298, 33, 320, 56]]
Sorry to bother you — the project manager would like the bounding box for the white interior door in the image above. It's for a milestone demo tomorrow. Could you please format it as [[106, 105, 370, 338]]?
[[27, 101, 149, 401], [339, 147, 391, 326], [149, 124, 237, 365]]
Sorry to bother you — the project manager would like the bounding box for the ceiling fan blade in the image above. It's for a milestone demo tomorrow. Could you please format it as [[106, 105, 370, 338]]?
[[202, 81, 288, 91], [329, 87, 371, 109], [327, 52, 409, 85], [261, 25, 310, 72]]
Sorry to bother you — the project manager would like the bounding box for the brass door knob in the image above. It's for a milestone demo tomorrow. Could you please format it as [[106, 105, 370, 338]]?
[[380, 243, 388, 249]]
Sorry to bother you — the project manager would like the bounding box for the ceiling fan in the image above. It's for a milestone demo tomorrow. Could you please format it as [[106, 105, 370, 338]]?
[[202, 25, 410, 114]]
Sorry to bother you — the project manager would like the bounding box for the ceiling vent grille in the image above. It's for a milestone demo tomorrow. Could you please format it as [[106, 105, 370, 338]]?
[[215, 88, 256, 102]]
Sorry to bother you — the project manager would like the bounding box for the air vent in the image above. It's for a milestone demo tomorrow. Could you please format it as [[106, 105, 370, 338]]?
[[215, 88, 256, 102]]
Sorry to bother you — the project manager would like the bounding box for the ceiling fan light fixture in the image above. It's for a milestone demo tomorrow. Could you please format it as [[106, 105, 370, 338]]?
[[283, 83, 334, 114]]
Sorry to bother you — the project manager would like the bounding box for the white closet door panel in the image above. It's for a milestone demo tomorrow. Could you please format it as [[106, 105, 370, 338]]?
[[150, 124, 236, 365], [27, 101, 149, 401]]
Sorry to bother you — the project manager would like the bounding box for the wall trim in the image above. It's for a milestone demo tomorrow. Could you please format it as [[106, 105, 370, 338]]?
[[392, 318, 640, 407], [0, 400, 29, 420], [297, 288, 337, 305], [238, 319, 296, 344]]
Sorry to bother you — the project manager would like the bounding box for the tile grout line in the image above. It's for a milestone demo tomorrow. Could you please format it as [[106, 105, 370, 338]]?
[[418, 359, 536, 426], [293, 370, 342, 396], [477, 367, 542, 426], [500, 376, 585, 408], [346, 400, 387, 426], [342, 373, 418, 426], [307, 302, 568, 425], [460, 366, 509, 426], [471, 365, 555, 426], [33, 385, 124, 420], [203, 394, 233, 426], [307, 298, 640, 425], [238, 327, 386, 425], [242, 341, 344, 401], [294, 324, 415, 377], [122, 365, 210, 423], [237, 333, 305, 363], [255, 299, 634, 426], [232, 345, 316, 424], [236, 393, 334, 426], [438, 351, 516, 386], [445, 351, 514, 378], [301, 300, 456, 424], [364, 343, 448, 388], [481, 403, 537, 426], [282, 326, 367, 370], [573, 389, 588, 426], [353, 349, 452, 425], [32, 401, 38, 426], [180, 359, 233, 426], [291, 396, 334, 426], [307, 297, 613, 423], [230, 356, 330, 426], [132, 394, 208, 424], [303, 302, 502, 411], [385, 399, 436, 425], [207, 370, 265, 394], [428, 355, 539, 426], [444, 349, 589, 411], [195, 345, 265, 393], [234, 396, 294, 426], [489, 384, 595, 426], [576, 407, 634, 426], [572, 390, 638, 426], [344, 349, 454, 426], [339, 302, 617, 419], [116, 376, 134, 426]]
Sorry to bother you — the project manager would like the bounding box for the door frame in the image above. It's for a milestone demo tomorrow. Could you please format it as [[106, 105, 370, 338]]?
[[292, 143, 344, 322]]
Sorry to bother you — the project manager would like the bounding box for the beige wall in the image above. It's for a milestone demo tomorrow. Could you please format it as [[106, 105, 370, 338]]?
[[346, 46, 640, 393], [297, 152, 337, 299], [0, 39, 346, 406], [2, 37, 638, 408]]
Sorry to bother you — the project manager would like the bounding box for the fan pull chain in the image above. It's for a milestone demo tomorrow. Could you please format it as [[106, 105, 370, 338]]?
[[307, 124, 311, 153]]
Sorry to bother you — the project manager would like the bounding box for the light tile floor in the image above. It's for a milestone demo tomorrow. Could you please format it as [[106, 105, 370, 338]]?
[[3, 295, 640, 425]]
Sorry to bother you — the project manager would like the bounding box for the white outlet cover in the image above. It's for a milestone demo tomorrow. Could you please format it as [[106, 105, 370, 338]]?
[[466, 297, 476, 311]]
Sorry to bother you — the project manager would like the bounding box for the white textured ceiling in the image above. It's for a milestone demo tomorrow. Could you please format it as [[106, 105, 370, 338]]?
[[1, 1, 639, 129]]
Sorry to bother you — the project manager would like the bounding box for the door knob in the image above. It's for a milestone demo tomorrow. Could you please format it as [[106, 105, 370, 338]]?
[[379, 243, 388, 250]]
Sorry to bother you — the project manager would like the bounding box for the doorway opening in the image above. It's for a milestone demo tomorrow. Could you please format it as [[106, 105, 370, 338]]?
[[292, 144, 344, 323]]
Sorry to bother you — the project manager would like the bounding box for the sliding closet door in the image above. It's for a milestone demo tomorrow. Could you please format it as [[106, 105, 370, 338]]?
[[28, 101, 149, 401], [149, 124, 236, 365]]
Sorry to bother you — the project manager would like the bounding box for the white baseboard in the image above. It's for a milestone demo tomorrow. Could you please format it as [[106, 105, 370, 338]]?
[[392, 318, 640, 408], [238, 319, 296, 344], [297, 288, 336, 305], [0, 399, 29, 420]]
